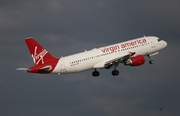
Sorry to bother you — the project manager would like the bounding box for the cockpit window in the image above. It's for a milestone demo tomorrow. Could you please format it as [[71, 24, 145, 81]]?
[[157, 38, 161, 42]]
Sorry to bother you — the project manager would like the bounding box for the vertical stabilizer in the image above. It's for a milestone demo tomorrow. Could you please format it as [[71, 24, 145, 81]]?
[[25, 37, 57, 65]]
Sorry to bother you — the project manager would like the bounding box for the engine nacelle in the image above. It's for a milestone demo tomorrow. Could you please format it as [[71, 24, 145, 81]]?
[[124, 55, 145, 66]]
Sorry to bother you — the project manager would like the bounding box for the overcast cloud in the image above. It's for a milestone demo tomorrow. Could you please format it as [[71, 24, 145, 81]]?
[[0, 0, 180, 116]]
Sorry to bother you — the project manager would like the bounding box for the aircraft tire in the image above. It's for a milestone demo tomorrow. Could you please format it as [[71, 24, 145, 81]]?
[[92, 71, 100, 77], [112, 70, 119, 76], [149, 60, 154, 64]]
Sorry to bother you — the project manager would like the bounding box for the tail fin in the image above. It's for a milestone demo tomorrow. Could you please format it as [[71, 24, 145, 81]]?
[[25, 37, 57, 65]]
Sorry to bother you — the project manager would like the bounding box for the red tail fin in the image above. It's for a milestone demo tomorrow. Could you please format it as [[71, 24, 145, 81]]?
[[25, 37, 57, 65]]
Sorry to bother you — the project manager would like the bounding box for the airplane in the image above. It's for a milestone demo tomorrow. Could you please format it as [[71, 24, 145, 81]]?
[[16, 36, 167, 76]]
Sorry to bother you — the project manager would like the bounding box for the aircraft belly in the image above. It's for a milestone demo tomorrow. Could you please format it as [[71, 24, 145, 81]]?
[[65, 59, 101, 73], [65, 63, 93, 73]]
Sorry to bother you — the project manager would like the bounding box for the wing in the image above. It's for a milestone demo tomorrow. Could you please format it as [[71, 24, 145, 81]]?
[[93, 52, 135, 69]]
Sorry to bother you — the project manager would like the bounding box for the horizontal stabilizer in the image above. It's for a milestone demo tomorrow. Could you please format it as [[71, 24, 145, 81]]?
[[16, 68, 28, 70]]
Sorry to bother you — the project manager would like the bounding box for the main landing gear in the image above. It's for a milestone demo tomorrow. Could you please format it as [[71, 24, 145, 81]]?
[[111, 63, 119, 76], [92, 69, 100, 77], [92, 63, 119, 77], [112, 69, 119, 76], [92, 69, 119, 77]]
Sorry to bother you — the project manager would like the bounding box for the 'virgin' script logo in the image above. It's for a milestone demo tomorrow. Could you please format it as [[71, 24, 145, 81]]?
[[31, 46, 48, 65]]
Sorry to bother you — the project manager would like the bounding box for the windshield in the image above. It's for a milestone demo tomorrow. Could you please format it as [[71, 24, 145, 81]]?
[[157, 38, 161, 42]]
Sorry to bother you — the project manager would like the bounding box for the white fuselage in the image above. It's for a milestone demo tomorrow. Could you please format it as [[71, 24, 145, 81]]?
[[52, 36, 167, 74]]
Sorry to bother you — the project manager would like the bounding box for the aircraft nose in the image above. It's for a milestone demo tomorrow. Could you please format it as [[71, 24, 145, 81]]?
[[163, 40, 167, 48]]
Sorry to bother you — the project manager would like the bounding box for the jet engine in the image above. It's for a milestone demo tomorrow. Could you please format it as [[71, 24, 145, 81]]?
[[124, 55, 145, 66]]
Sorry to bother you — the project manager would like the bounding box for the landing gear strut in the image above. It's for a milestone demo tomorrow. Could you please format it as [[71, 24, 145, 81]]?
[[148, 55, 154, 64], [111, 63, 119, 76], [92, 69, 100, 77]]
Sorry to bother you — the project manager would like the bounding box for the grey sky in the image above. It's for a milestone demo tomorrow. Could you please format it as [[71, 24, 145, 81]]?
[[0, 0, 180, 116]]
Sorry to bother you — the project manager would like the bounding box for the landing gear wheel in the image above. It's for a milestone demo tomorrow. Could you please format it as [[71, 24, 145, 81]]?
[[112, 70, 119, 76], [149, 60, 154, 64], [92, 70, 100, 77]]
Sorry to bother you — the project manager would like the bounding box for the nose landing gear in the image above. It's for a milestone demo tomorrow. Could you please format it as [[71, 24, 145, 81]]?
[[149, 60, 154, 64], [148, 55, 154, 64]]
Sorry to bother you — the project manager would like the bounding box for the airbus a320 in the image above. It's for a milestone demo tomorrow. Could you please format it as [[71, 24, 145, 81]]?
[[17, 36, 167, 76]]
